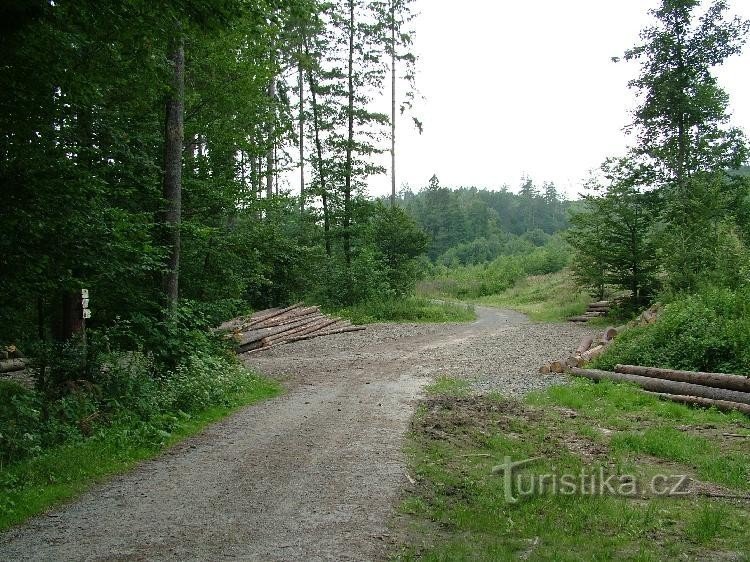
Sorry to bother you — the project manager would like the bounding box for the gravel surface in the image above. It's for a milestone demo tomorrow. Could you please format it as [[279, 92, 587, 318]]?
[[0, 306, 598, 561]]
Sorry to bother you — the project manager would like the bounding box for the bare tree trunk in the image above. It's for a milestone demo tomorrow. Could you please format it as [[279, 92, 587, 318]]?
[[390, 0, 396, 207], [344, 0, 355, 267], [305, 40, 331, 257], [299, 53, 305, 213], [266, 78, 276, 199], [162, 33, 184, 309]]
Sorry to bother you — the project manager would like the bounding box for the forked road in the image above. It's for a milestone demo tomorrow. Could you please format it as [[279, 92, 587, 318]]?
[[0, 307, 595, 561]]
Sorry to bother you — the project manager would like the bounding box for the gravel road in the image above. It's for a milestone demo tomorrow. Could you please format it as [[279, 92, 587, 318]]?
[[0, 306, 597, 561]]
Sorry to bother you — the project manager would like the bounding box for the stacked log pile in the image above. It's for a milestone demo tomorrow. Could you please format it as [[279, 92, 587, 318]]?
[[569, 365, 750, 416], [0, 345, 26, 376], [568, 301, 612, 323], [539, 325, 620, 374], [218, 303, 365, 354]]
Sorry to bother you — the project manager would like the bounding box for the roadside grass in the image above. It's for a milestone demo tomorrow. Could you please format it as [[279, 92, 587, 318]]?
[[425, 376, 472, 397], [0, 374, 280, 531], [471, 271, 590, 322], [394, 378, 750, 560], [331, 296, 476, 325]]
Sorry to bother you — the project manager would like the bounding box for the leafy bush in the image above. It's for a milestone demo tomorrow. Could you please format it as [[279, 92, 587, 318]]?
[[594, 284, 750, 374], [422, 238, 571, 299], [0, 343, 271, 466]]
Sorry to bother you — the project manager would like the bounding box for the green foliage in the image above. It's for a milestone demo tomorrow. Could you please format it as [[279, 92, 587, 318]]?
[[0, 371, 279, 530], [593, 284, 750, 374], [568, 160, 661, 303], [420, 238, 570, 300], [397, 380, 750, 560], [398, 176, 570, 262], [474, 270, 590, 322]]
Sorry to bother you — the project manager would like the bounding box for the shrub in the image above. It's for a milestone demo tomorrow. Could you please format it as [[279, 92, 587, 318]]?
[[594, 284, 750, 374]]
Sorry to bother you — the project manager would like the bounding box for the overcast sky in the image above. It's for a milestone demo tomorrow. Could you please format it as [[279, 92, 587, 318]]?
[[364, 0, 750, 199]]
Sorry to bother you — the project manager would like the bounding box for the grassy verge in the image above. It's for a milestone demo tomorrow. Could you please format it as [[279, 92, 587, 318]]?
[[331, 296, 476, 325], [394, 378, 750, 560], [0, 373, 280, 531], [471, 270, 590, 322]]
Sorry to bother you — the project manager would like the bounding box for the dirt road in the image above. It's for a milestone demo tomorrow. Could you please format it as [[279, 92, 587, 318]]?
[[0, 307, 596, 561]]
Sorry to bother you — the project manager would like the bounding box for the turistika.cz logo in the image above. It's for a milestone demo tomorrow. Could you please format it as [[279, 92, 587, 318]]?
[[492, 456, 691, 504]]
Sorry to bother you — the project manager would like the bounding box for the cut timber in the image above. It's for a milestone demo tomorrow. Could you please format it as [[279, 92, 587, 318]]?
[[549, 360, 566, 374], [238, 314, 326, 351], [263, 318, 339, 346], [590, 301, 611, 307], [601, 326, 617, 343], [569, 316, 592, 323], [566, 356, 582, 369], [614, 365, 750, 394], [245, 303, 303, 327], [246, 305, 315, 330], [0, 358, 26, 374], [579, 345, 606, 364], [568, 368, 750, 406], [576, 336, 594, 355], [646, 392, 750, 416], [283, 325, 366, 344]]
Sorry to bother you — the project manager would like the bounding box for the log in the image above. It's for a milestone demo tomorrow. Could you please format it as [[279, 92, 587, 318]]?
[[601, 326, 617, 343], [246, 305, 318, 330], [246, 325, 367, 354], [579, 344, 606, 364], [0, 358, 26, 374], [283, 325, 366, 344], [568, 368, 750, 406], [645, 392, 750, 416], [549, 360, 566, 374], [238, 314, 325, 350], [614, 365, 750, 394], [245, 303, 303, 328], [576, 336, 594, 355], [566, 356, 582, 368], [590, 301, 611, 307], [568, 316, 592, 323], [539, 364, 551, 375], [264, 317, 338, 345]]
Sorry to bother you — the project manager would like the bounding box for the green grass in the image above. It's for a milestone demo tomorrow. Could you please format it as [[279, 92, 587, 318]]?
[[331, 296, 476, 325], [471, 270, 590, 322], [0, 373, 280, 531], [425, 376, 472, 397], [395, 378, 750, 560]]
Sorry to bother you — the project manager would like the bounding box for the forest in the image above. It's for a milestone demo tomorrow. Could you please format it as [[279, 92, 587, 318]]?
[[1, 0, 750, 557]]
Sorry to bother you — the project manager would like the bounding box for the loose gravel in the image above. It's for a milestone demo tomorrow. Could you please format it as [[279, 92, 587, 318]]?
[[0, 306, 598, 561]]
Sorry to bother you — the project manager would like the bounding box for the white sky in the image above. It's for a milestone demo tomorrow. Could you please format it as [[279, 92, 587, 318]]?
[[364, 0, 750, 199]]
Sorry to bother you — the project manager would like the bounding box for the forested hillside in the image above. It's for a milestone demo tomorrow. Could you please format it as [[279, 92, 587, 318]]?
[[397, 175, 571, 264]]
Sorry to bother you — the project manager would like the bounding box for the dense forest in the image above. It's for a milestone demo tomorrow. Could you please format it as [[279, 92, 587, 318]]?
[[0, 0, 429, 348], [397, 175, 571, 264]]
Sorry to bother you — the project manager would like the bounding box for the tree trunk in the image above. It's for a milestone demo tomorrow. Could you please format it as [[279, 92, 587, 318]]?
[[344, 0, 355, 267], [298, 54, 305, 213], [266, 78, 276, 199], [305, 39, 331, 256], [390, 0, 396, 207], [647, 392, 750, 416], [162, 33, 184, 309], [614, 365, 750, 393], [568, 368, 750, 405]]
